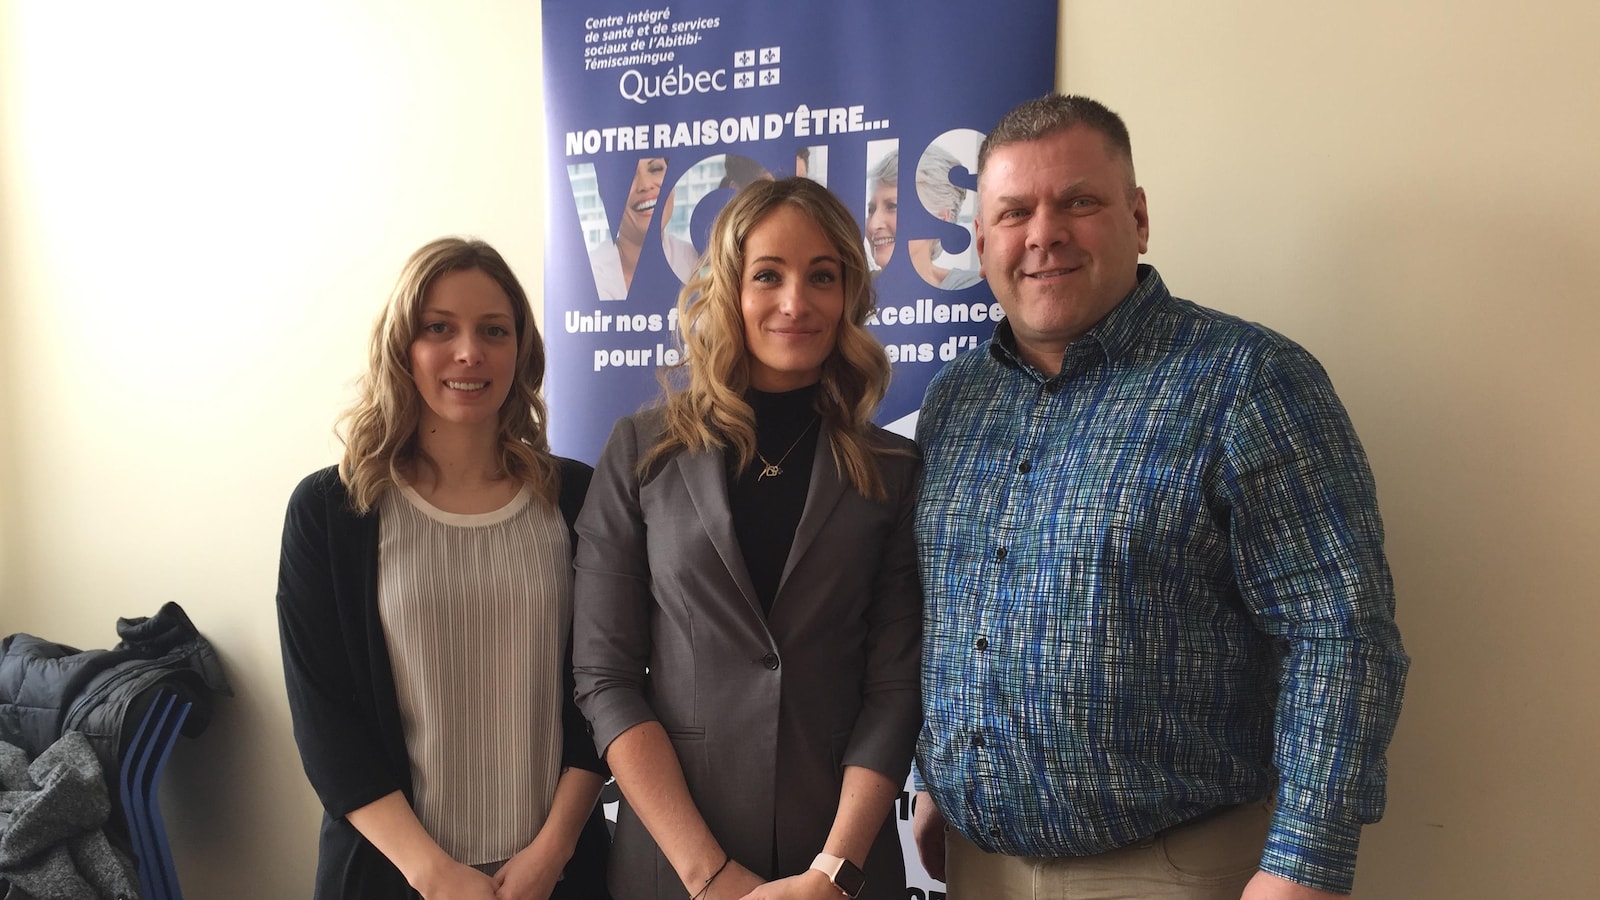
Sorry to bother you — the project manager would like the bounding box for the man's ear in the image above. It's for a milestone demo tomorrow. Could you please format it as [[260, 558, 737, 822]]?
[[1132, 187, 1149, 255], [975, 217, 988, 277]]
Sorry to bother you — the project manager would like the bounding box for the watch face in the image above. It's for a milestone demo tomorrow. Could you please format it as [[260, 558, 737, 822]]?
[[834, 859, 866, 897]]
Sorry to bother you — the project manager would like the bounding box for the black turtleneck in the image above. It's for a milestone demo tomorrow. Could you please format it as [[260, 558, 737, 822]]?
[[728, 384, 821, 617]]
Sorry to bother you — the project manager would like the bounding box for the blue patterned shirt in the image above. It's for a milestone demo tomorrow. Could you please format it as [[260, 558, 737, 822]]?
[[914, 265, 1407, 894]]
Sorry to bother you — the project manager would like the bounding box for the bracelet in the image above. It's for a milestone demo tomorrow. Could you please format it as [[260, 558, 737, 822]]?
[[690, 855, 731, 900]]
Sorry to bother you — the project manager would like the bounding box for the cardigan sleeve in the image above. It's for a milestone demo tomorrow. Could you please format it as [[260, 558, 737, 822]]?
[[275, 468, 407, 819]]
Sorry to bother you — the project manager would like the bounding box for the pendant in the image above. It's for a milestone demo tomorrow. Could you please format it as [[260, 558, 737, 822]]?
[[758, 463, 782, 480]]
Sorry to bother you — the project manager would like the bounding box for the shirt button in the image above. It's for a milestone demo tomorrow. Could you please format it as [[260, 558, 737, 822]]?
[[761, 653, 779, 670], [1018, 460, 1032, 474], [995, 546, 1008, 561], [972, 730, 985, 748], [975, 636, 988, 651], [989, 826, 1002, 837]]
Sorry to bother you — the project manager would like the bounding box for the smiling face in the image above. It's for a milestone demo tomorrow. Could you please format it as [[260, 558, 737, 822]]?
[[739, 204, 846, 392], [619, 157, 668, 243], [976, 124, 1149, 374], [409, 267, 518, 438], [865, 180, 898, 269]]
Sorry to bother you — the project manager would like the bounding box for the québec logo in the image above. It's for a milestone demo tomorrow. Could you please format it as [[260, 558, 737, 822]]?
[[618, 65, 726, 105], [619, 47, 781, 105]]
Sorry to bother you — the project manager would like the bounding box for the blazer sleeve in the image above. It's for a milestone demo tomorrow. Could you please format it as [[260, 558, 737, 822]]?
[[554, 457, 608, 777], [571, 416, 662, 757], [840, 443, 924, 786], [275, 468, 406, 818]]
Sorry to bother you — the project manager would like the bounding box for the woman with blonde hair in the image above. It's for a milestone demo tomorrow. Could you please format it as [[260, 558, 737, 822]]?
[[278, 237, 610, 899], [573, 179, 921, 900]]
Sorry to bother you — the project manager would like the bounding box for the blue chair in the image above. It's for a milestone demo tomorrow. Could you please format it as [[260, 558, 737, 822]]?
[[118, 695, 161, 897], [119, 689, 192, 900]]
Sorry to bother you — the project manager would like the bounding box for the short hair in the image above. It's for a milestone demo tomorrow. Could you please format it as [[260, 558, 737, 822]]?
[[915, 144, 968, 259], [337, 237, 556, 512], [645, 178, 896, 499], [868, 146, 969, 258], [915, 143, 967, 219], [978, 93, 1136, 190], [868, 148, 898, 189]]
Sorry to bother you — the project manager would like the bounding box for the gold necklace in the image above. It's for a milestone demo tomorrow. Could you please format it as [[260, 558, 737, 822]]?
[[756, 416, 818, 480]]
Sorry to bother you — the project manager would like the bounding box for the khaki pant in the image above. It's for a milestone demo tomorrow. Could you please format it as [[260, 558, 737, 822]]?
[[945, 803, 1271, 900]]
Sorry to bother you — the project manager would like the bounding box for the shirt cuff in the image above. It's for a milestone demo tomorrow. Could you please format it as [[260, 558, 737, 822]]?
[[1258, 804, 1363, 895]]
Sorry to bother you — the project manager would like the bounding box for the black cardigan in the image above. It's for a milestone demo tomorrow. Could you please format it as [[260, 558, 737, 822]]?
[[276, 462, 609, 899]]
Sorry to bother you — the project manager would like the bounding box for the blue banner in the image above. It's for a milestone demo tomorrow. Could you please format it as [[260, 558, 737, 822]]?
[[542, 2, 1056, 893], [542, 0, 1056, 462]]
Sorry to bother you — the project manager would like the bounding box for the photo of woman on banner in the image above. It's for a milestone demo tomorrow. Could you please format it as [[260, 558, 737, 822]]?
[[863, 145, 983, 291], [276, 237, 611, 900], [590, 157, 701, 300], [572, 178, 922, 900]]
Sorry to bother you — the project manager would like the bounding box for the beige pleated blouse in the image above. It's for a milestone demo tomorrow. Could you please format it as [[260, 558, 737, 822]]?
[[377, 482, 569, 865]]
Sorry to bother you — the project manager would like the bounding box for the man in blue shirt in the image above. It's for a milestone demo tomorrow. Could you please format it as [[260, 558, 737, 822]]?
[[912, 94, 1408, 899]]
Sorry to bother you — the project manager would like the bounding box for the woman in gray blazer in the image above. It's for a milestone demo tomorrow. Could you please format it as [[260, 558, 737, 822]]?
[[573, 178, 921, 900]]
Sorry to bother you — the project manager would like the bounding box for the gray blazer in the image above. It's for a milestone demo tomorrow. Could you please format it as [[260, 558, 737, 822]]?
[[573, 409, 921, 900]]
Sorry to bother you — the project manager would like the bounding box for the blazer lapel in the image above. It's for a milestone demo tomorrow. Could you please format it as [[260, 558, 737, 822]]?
[[777, 427, 848, 595], [676, 447, 764, 619]]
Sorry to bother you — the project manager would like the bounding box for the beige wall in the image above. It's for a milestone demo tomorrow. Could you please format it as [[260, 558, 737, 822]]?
[[2, 1, 1595, 897], [0, 1, 547, 896]]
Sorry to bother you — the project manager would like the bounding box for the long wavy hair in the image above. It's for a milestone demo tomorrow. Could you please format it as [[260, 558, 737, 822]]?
[[336, 237, 557, 513], [642, 177, 896, 500]]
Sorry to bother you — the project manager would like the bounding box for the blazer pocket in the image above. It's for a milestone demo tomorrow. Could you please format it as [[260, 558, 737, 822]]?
[[666, 726, 709, 793]]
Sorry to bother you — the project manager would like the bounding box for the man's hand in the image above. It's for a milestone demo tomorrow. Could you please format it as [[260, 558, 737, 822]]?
[[911, 791, 947, 882], [1240, 871, 1347, 899]]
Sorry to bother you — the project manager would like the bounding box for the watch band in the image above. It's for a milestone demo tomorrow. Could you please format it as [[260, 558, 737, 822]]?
[[809, 852, 866, 898]]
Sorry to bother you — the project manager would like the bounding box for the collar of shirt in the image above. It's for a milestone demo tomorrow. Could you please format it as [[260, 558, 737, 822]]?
[[988, 263, 1169, 382]]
